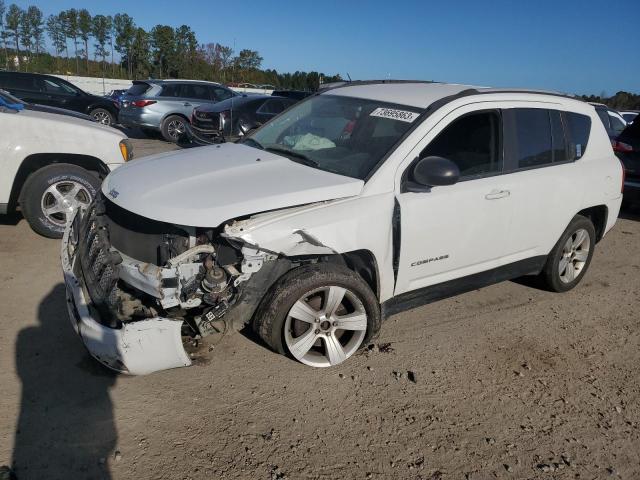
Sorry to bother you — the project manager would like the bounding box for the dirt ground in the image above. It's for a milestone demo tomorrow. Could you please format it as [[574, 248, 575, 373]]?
[[1, 138, 639, 480]]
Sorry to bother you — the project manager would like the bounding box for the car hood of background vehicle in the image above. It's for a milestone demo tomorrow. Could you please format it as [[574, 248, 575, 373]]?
[[102, 142, 364, 227], [25, 103, 92, 120]]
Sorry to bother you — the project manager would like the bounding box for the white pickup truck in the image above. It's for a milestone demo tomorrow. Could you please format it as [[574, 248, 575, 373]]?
[[0, 97, 132, 237], [61, 81, 623, 374]]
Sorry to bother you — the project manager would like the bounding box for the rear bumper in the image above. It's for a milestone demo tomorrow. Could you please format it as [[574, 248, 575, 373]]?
[[61, 210, 191, 375], [118, 108, 161, 129]]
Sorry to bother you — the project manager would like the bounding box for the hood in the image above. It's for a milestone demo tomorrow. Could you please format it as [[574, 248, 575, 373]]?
[[25, 103, 92, 120], [196, 95, 262, 113], [18, 108, 122, 134], [102, 143, 364, 227]]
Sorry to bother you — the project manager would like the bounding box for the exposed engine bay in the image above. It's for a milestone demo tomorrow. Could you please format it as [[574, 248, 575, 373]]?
[[71, 193, 282, 344]]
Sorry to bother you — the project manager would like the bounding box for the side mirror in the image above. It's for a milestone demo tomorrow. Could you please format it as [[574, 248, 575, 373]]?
[[410, 156, 460, 189]]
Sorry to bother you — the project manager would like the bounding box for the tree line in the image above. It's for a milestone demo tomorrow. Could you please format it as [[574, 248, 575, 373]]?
[[0, 2, 342, 90], [580, 91, 640, 112]]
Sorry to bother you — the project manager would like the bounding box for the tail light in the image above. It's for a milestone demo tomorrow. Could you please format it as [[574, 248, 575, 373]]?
[[131, 100, 156, 108], [611, 139, 633, 153]]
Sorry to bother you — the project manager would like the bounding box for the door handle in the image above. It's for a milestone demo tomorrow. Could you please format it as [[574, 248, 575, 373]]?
[[485, 189, 510, 200], [183, 102, 192, 106]]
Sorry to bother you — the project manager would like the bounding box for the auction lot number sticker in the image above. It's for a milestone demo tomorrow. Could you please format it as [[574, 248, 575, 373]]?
[[370, 107, 420, 123]]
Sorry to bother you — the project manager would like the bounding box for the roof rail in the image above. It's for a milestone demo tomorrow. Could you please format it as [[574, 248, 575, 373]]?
[[319, 79, 439, 92]]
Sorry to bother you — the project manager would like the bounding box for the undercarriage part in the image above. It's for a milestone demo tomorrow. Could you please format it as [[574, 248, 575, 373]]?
[[75, 196, 295, 343], [102, 194, 191, 266], [195, 304, 230, 340]]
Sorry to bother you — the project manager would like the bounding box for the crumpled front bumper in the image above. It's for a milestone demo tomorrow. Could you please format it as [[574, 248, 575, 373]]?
[[61, 211, 192, 375]]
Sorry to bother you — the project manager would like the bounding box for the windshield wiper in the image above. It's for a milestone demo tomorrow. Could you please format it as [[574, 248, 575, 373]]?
[[265, 146, 318, 167], [241, 137, 264, 150]]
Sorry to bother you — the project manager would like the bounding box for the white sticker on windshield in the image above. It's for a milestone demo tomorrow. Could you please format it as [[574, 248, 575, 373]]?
[[370, 107, 419, 123]]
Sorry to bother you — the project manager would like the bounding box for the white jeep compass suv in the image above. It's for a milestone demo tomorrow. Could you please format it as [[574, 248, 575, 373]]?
[[61, 81, 624, 374]]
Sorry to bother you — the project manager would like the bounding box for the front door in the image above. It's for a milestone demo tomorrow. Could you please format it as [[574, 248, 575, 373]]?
[[395, 109, 512, 295]]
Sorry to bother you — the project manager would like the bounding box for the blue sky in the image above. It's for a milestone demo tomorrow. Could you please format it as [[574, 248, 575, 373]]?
[[11, 0, 640, 95]]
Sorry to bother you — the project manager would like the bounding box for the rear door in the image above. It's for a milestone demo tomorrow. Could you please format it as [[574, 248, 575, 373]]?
[[178, 83, 214, 117], [499, 107, 584, 262]]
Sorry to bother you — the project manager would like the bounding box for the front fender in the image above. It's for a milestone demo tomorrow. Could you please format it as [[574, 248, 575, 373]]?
[[223, 193, 397, 301]]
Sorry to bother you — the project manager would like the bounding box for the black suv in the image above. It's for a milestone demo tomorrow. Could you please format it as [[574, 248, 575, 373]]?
[[0, 71, 119, 126]]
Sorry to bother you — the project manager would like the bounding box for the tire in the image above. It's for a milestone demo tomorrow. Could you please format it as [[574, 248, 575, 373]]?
[[161, 115, 188, 142], [89, 108, 115, 126], [540, 215, 596, 292], [20, 164, 101, 238], [253, 263, 381, 367]]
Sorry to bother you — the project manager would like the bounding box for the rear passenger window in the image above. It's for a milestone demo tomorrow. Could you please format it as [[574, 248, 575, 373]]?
[[564, 112, 591, 160], [159, 84, 180, 97], [420, 110, 502, 178], [513, 109, 553, 168], [1, 75, 35, 91], [181, 84, 211, 100]]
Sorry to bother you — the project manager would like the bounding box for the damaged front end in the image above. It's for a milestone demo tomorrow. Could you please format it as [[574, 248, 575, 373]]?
[[61, 194, 280, 375]]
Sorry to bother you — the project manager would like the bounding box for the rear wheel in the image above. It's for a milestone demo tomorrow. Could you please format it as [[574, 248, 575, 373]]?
[[20, 164, 101, 238], [254, 264, 381, 367], [540, 215, 596, 292], [161, 115, 187, 142], [90, 108, 115, 126]]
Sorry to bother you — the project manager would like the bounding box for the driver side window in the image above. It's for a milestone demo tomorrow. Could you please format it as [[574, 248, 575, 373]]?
[[420, 110, 502, 178], [41, 78, 77, 96]]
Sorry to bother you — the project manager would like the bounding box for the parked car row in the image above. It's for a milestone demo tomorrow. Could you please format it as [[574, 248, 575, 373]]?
[[588, 103, 640, 204], [118, 79, 310, 142], [0, 71, 313, 142]]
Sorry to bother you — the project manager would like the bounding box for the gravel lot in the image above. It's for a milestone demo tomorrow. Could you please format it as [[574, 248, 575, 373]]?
[[1, 138, 639, 480]]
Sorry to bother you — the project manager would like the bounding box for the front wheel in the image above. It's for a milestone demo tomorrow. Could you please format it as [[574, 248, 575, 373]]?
[[254, 264, 381, 367], [161, 115, 187, 142], [20, 164, 101, 238], [540, 215, 596, 292]]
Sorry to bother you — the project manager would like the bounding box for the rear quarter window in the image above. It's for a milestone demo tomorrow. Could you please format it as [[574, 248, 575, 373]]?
[[127, 83, 151, 96], [564, 112, 591, 160]]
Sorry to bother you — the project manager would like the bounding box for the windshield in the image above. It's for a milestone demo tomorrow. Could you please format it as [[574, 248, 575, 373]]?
[[246, 94, 422, 179]]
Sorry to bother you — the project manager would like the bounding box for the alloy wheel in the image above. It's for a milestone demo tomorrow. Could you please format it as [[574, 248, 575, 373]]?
[[40, 181, 91, 227], [167, 119, 186, 140], [284, 286, 368, 367], [558, 228, 590, 283], [91, 110, 112, 125]]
